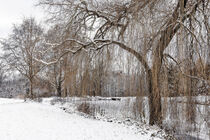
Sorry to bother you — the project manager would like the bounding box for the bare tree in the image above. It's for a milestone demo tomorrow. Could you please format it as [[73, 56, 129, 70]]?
[[43, 25, 67, 96], [1, 18, 45, 97]]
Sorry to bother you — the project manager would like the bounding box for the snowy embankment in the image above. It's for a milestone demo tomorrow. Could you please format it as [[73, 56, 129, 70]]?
[[41, 96, 209, 140], [0, 98, 164, 140]]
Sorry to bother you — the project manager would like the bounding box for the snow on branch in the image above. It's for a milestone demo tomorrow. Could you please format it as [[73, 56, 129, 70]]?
[[34, 38, 150, 75]]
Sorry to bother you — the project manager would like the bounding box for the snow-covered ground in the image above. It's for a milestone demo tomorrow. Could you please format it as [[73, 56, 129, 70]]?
[[0, 98, 164, 140], [41, 96, 209, 140]]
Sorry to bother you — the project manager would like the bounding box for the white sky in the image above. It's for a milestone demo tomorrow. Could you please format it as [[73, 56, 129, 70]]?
[[0, 0, 45, 39]]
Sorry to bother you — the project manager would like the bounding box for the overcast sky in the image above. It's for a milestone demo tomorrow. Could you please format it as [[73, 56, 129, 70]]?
[[0, 0, 45, 38]]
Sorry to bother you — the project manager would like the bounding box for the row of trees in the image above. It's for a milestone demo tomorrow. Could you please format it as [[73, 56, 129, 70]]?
[[0, 0, 209, 126]]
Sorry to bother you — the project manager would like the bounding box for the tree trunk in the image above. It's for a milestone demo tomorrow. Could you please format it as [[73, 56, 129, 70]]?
[[151, 69, 162, 126], [63, 88, 67, 97], [57, 80, 62, 97], [29, 79, 34, 98], [147, 69, 162, 126]]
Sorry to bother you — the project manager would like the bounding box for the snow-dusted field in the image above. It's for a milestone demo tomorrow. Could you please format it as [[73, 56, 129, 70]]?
[[0, 98, 163, 140]]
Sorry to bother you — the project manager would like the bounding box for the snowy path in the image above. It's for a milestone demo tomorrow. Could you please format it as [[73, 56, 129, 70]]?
[[0, 98, 157, 140]]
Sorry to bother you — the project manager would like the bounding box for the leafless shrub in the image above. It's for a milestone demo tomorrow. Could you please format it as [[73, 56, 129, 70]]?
[[50, 97, 67, 105], [33, 98, 43, 103], [77, 102, 94, 116]]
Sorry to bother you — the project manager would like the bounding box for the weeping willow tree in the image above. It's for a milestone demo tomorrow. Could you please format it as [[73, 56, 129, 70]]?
[[38, 0, 209, 126]]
